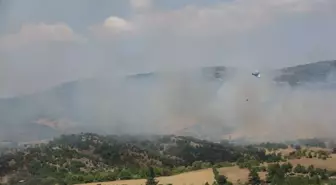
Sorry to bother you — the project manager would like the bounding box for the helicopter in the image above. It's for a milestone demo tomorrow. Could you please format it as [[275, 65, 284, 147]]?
[[252, 70, 261, 78]]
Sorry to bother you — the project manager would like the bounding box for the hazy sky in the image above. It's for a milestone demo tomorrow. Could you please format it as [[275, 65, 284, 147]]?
[[1, 0, 336, 97]]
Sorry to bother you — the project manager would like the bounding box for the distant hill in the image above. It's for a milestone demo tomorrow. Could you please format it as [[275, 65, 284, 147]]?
[[0, 61, 336, 141], [0, 66, 228, 141], [274, 60, 336, 85]]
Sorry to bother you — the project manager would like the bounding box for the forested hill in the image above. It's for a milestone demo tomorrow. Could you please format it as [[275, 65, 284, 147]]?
[[0, 133, 284, 185]]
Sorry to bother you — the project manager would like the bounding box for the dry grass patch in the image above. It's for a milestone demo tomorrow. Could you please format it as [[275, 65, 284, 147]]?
[[289, 155, 336, 170], [76, 169, 215, 185], [265, 147, 295, 156], [304, 147, 331, 152], [267, 147, 330, 156], [218, 166, 249, 183], [218, 166, 266, 184], [276, 148, 296, 156], [78, 179, 146, 185], [77, 166, 267, 185]]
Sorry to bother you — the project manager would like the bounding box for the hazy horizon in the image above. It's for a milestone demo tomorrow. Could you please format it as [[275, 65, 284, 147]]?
[[0, 0, 336, 143]]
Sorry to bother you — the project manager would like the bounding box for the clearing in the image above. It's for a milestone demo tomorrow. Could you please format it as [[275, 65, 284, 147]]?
[[76, 168, 214, 185], [77, 166, 266, 185], [289, 154, 336, 170]]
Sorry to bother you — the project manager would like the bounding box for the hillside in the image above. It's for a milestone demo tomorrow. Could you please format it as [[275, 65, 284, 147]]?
[[0, 61, 336, 141], [274, 60, 336, 86], [0, 133, 285, 185], [0, 66, 228, 141], [2, 133, 336, 185]]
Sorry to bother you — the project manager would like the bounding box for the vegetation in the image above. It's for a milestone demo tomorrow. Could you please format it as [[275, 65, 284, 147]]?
[[0, 133, 278, 184], [253, 142, 288, 151], [287, 148, 330, 160], [0, 133, 335, 185], [263, 162, 336, 185], [297, 138, 327, 148], [145, 166, 159, 185], [212, 167, 232, 185], [247, 169, 261, 185]]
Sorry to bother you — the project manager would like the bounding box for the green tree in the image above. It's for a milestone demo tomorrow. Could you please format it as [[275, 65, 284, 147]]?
[[281, 162, 293, 174], [293, 164, 307, 174], [307, 165, 316, 177], [118, 168, 133, 180], [315, 168, 328, 180], [217, 175, 232, 185], [308, 152, 313, 158], [212, 167, 232, 185], [266, 163, 285, 184], [212, 167, 219, 180], [248, 169, 261, 185], [310, 175, 321, 185], [146, 166, 159, 185], [192, 161, 203, 170]]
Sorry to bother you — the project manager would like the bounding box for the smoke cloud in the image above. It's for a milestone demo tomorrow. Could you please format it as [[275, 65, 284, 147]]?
[[0, 0, 336, 142], [52, 66, 336, 144]]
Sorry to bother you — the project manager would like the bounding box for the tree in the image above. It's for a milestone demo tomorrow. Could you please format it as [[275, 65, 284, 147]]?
[[281, 162, 293, 174], [266, 163, 285, 184], [293, 164, 307, 174], [307, 165, 316, 177], [217, 175, 232, 185], [316, 168, 328, 180], [248, 169, 261, 185], [212, 167, 219, 179], [192, 161, 203, 170], [310, 175, 321, 184], [146, 166, 159, 185], [308, 152, 313, 158], [118, 169, 132, 180], [212, 167, 232, 185]]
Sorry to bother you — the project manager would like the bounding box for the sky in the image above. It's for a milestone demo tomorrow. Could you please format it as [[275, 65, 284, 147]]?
[[0, 0, 336, 97]]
